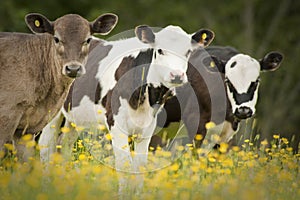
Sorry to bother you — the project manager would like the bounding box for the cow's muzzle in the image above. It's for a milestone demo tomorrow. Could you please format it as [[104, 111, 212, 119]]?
[[170, 71, 185, 85], [234, 106, 253, 119], [65, 65, 84, 78]]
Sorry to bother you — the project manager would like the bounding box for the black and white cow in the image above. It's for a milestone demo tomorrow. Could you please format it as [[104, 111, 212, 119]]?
[[39, 25, 214, 171], [155, 46, 283, 149]]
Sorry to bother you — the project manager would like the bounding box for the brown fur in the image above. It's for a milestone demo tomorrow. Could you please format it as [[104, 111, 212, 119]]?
[[155, 48, 238, 148], [0, 13, 118, 160]]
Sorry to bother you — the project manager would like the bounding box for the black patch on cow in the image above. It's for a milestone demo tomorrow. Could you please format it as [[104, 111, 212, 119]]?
[[105, 89, 117, 129], [105, 49, 154, 128], [226, 78, 259, 105], [113, 49, 153, 109], [148, 84, 172, 107], [230, 61, 237, 68], [95, 83, 102, 104]]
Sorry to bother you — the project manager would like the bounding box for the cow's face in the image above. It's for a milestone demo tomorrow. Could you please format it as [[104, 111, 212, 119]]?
[[135, 25, 214, 88], [224, 54, 261, 119], [211, 52, 283, 119], [25, 13, 118, 78]]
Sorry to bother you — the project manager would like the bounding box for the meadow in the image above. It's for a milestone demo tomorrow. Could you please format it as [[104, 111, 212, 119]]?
[[0, 130, 299, 200]]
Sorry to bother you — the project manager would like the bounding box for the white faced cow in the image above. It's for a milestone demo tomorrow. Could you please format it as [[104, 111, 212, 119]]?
[[155, 46, 283, 150], [39, 25, 215, 172], [0, 13, 118, 160]]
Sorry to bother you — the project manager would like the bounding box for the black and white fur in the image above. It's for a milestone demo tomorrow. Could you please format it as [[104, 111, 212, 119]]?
[[155, 46, 283, 149], [39, 25, 215, 172]]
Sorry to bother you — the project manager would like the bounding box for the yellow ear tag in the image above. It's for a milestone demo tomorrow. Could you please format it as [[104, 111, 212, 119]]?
[[210, 61, 215, 68], [34, 20, 40, 27], [202, 33, 207, 40]]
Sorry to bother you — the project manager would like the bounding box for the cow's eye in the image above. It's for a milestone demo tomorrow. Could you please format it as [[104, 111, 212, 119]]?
[[86, 37, 92, 44], [230, 61, 237, 68], [157, 49, 164, 55], [53, 36, 60, 44]]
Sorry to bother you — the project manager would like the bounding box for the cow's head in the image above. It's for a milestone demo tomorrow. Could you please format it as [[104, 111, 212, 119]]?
[[25, 13, 118, 78], [135, 25, 214, 88], [209, 51, 283, 119]]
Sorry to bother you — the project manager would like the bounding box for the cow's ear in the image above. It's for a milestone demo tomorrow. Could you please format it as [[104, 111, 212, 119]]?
[[260, 51, 283, 71], [135, 25, 155, 44], [90, 13, 118, 35], [25, 13, 54, 34], [203, 55, 226, 73], [191, 29, 215, 47]]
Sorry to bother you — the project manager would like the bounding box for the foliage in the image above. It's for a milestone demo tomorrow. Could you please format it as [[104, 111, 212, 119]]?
[[0, 136, 299, 200], [0, 0, 299, 150]]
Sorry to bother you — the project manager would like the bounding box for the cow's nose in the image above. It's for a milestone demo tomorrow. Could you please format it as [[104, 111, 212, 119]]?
[[234, 106, 253, 119], [170, 71, 185, 84], [65, 65, 83, 78]]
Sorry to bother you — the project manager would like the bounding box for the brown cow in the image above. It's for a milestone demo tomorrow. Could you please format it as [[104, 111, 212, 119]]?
[[0, 12, 117, 160]]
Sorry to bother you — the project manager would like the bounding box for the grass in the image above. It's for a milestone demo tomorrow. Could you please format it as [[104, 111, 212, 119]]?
[[0, 129, 299, 200]]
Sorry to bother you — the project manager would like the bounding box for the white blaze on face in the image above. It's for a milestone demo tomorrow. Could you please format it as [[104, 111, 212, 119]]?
[[225, 54, 260, 116], [147, 26, 196, 88]]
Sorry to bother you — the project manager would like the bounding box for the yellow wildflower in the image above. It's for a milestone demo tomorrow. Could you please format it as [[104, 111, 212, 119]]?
[[70, 122, 76, 128], [170, 163, 179, 171], [232, 146, 240, 152], [61, 126, 70, 133], [286, 147, 293, 152], [208, 156, 216, 163], [205, 121, 216, 129], [26, 140, 36, 148], [0, 151, 5, 159], [21, 134, 32, 141], [4, 143, 14, 151], [195, 134, 203, 141], [105, 134, 112, 140], [219, 142, 228, 153], [78, 154, 86, 161], [98, 124, 106, 131], [36, 193, 48, 200], [273, 134, 280, 139]]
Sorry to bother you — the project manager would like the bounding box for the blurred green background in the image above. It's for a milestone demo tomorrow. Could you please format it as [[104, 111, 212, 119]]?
[[0, 0, 299, 148]]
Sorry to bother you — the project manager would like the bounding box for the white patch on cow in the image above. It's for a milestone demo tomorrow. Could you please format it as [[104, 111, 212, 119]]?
[[111, 90, 157, 171], [63, 95, 106, 127], [146, 26, 197, 88], [39, 110, 63, 162], [115, 93, 156, 134], [225, 54, 260, 115], [96, 38, 148, 99]]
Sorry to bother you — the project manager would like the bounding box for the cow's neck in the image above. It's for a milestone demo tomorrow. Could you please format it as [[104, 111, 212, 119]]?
[[18, 35, 74, 132]]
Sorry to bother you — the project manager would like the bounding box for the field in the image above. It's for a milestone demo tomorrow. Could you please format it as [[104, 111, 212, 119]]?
[[0, 130, 299, 200]]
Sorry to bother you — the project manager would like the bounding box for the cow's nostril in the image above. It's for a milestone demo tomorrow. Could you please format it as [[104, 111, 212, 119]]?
[[235, 107, 252, 119], [66, 65, 81, 72], [171, 75, 183, 84], [170, 71, 185, 84], [65, 65, 82, 78]]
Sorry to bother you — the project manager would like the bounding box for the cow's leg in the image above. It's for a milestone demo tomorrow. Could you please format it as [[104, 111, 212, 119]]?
[[131, 120, 157, 194], [39, 110, 64, 162], [0, 109, 22, 155], [110, 127, 131, 171], [110, 126, 132, 196], [133, 137, 152, 171]]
